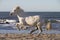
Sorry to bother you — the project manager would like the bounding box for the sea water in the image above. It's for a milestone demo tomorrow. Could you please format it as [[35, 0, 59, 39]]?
[[0, 12, 60, 34]]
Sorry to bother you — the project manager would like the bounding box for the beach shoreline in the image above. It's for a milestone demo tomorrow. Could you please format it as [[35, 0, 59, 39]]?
[[0, 33, 60, 40]]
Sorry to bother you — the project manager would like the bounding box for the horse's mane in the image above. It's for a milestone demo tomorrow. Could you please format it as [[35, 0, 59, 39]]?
[[11, 6, 24, 13]]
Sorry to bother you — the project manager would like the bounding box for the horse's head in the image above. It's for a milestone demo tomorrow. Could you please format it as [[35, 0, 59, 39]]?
[[10, 6, 24, 16]]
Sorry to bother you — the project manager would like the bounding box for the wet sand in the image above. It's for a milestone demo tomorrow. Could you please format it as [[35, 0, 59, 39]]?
[[0, 23, 60, 40], [0, 33, 60, 40]]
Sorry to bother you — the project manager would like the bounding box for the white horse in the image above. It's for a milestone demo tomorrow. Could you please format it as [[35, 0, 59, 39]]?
[[10, 6, 51, 34]]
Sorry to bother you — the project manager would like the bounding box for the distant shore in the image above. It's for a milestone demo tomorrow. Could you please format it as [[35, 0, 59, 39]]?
[[0, 33, 60, 40]]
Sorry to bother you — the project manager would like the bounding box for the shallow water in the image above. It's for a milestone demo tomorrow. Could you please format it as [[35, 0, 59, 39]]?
[[0, 12, 60, 34], [0, 22, 60, 34]]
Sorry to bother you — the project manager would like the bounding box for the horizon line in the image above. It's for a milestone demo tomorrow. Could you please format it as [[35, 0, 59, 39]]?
[[0, 11, 60, 12]]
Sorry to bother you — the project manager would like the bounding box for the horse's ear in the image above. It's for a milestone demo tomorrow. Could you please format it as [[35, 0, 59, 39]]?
[[15, 6, 24, 12], [16, 6, 20, 9]]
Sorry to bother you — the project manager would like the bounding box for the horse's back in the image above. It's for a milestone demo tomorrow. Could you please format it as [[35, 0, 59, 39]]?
[[25, 15, 40, 25]]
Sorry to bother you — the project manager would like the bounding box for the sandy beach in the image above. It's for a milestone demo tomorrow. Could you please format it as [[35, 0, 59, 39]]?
[[0, 33, 60, 40], [0, 0, 60, 40], [0, 23, 60, 40]]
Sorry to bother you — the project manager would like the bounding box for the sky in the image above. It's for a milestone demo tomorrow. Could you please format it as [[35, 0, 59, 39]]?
[[0, 0, 60, 12]]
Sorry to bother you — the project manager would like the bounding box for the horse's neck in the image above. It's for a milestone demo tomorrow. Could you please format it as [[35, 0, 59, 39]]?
[[17, 15, 24, 23], [17, 14, 20, 18], [17, 11, 24, 16]]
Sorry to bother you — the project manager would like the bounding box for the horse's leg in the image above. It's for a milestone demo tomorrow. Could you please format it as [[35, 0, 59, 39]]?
[[21, 24, 27, 30], [46, 21, 52, 30], [30, 26, 38, 34], [37, 22, 42, 34], [30, 22, 42, 34], [16, 22, 27, 30], [16, 23, 21, 31]]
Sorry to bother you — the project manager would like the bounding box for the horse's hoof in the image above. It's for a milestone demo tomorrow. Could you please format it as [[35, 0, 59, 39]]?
[[29, 32, 32, 34], [29, 31, 33, 34], [37, 32, 42, 36]]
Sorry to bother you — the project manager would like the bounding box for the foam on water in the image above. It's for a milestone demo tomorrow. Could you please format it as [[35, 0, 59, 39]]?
[[0, 12, 60, 34], [0, 22, 60, 34]]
